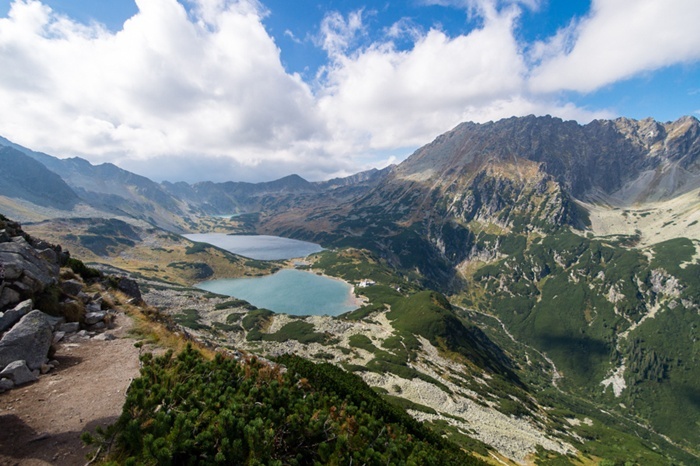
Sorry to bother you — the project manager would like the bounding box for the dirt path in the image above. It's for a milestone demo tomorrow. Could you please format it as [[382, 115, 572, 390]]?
[[0, 313, 141, 466]]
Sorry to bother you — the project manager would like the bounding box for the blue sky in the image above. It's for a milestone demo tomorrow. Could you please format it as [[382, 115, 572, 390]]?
[[0, 0, 699, 182]]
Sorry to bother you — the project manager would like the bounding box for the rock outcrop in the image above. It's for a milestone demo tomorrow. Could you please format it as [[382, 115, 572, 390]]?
[[0, 214, 138, 393], [0, 310, 53, 370]]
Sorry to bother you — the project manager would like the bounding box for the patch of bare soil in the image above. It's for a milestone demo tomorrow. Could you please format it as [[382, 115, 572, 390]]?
[[0, 313, 140, 465]]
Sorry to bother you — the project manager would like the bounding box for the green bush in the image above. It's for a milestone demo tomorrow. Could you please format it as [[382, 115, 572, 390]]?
[[98, 346, 487, 465], [66, 257, 102, 281]]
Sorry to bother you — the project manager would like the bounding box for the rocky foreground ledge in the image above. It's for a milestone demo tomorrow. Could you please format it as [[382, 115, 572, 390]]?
[[0, 216, 141, 394]]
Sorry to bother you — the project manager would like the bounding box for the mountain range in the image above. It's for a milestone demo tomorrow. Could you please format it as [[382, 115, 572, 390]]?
[[1, 115, 699, 463]]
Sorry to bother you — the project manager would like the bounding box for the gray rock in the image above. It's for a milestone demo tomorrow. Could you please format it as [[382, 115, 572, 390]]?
[[76, 291, 90, 303], [37, 248, 57, 264], [58, 322, 79, 333], [87, 322, 106, 331], [45, 315, 65, 330], [86, 302, 102, 313], [0, 238, 59, 294], [0, 377, 13, 392], [0, 287, 20, 310], [84, 311, 106, 325], [0, 310, 53, 370], [0, 229, 10, 243], [0, 298, 33, 332], [40, 363, 52, 374], [93, 333, 116, 341], [0, 360, 38, 385], [71, 330, 91, 340], [10, 280, 30, 294], [1, 261, 22, 280], [60, 279, 84, 297], [117, 277, 142, 303], [52, 331, 66, 344]]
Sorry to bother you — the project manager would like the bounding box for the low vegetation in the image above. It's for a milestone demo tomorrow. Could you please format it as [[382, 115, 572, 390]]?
[[88, 346, 487, 465]]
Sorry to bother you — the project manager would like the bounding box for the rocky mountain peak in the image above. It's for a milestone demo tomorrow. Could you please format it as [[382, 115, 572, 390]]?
[[392, 115, 700, 205]]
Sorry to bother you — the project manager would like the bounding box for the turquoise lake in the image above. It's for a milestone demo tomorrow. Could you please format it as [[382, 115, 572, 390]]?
[[183, 233, 323, 260], [197, 269, 359, 316]]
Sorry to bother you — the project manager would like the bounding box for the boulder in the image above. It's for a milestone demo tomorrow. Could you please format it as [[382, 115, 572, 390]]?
[[0, 238, 59, 295], [37, 248, 57, 264], [0, 377, 13, 392], [93, 333, 116, 341], [88, 322, 106, 331], [45, 315, 65, 330], [86, 302, 102, 313], [84, 311, 106, 325], [0, 287, 21, 310], [1, 261, 22, 281], [117, 277, 142, 303], [0, 298, 33, 332], [60, 279, 84, 297], [52, 331, 66, 344], [0, 360, 38, 385], [0, 310, 53, 370], [58, 322, 80, 333]]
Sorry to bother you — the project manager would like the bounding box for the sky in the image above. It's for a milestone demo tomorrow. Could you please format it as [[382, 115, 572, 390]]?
[[0, 0, 699, 183]]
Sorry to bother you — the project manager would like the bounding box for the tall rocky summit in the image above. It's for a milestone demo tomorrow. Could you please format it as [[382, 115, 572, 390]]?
[[257, 115, 700, 288]]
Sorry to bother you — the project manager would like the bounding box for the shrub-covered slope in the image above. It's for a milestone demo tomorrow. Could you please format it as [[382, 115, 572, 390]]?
[[467, 230, 700, 451], [100, 345, 486, 465]]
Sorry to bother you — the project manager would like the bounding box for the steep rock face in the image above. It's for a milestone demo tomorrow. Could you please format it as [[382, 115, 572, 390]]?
[[393, 115, 700, 204], [609, 116, 700, 202]]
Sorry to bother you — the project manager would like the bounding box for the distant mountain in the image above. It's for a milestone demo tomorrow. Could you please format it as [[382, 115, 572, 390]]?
[[0, 135, 391, 231], [257, 116, 700, 286], [0, 137, 190, 230], [0, 146, 79, 210]]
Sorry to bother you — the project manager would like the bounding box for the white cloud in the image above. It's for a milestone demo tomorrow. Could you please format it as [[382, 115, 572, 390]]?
[[315, 6, 606, 152], [0, 0, 696, 183], [530, 0, 700, 93], [316, 9, 366, 59], [0, 0, 324, 180]]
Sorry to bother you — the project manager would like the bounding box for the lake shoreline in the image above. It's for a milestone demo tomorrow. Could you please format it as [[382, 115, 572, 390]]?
[[308, 269, 367, 310], [196, 268, 359, 316]]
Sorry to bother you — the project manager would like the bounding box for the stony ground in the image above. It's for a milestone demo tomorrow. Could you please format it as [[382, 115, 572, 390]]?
[[580, 187, 700, 246], [142, 284, 576, 465], [0, 313, 140, 466]]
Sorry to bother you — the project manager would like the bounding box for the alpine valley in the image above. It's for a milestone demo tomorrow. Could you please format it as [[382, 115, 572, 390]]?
[[1, 115, 699, 465]]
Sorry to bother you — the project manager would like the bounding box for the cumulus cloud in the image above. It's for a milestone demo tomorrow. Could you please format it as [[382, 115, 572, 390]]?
[[0, 0, 696, 182], [316, 9, 367, 59], [529, 0, 700, 93], [315, 6, 606, 152], [0, 0, 324, 181]]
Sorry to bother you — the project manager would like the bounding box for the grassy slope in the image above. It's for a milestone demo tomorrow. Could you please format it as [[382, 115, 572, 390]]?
[[466, 228, 700, 457]]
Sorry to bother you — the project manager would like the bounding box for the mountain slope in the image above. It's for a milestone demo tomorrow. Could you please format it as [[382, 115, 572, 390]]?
[[0, 146, 79, 210], [0, 137, 190, 230], [251, 115, 700, 457]]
